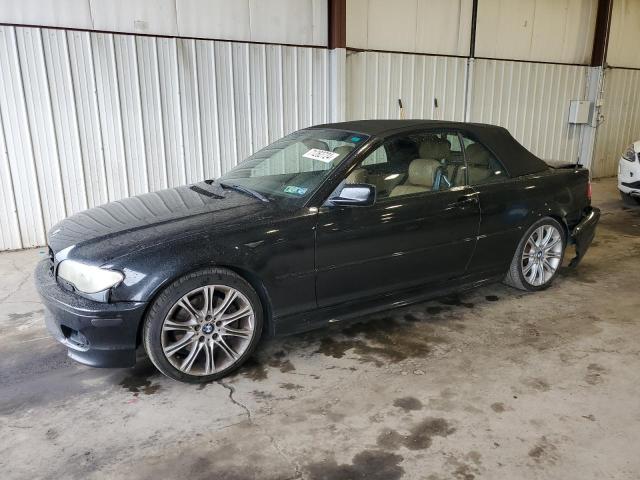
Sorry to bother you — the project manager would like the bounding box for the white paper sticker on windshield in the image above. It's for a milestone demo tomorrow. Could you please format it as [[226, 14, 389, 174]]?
[[303, 148, 340, 163]]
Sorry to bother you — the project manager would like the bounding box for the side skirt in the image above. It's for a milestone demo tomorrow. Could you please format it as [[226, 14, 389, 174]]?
[[272, 271, 505, 337]]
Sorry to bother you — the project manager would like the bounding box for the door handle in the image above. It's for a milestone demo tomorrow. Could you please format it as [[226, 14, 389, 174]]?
[[455, 195, 478, 207]]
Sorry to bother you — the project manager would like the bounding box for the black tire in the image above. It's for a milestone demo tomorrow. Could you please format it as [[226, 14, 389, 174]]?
[[143, 268, 264, 383], [620, 190, 640, 206], [504, 217, 566, 292]]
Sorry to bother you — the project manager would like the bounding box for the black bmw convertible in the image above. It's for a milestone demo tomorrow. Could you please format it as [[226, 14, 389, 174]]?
[[36, 120, 600, 383]]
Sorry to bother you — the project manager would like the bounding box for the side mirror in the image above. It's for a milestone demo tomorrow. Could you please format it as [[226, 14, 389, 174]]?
[[328, 183, 376, 207]]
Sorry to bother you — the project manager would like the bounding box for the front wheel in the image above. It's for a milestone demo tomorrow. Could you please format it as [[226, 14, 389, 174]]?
[[143, 268, 263, 383], [504, 217, 566, 291]]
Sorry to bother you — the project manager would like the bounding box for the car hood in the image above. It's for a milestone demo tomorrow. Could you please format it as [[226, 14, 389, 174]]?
[[48, 183, 271, 261]]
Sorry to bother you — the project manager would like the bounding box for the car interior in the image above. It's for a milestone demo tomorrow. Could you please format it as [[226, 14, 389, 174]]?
[[342, 132, 507, 199]]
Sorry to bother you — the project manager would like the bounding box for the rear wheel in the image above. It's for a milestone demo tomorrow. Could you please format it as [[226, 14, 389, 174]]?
[[143, 268, 263, 383], [620, 190, 640, 206], [504, 217, 565, 291]]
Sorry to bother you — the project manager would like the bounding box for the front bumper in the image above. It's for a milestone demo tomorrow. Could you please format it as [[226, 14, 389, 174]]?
[[35, 258, 147, 368], [619, 180, 640, 195], [568, 207, 600, 267], [618, 155, 640, 194]]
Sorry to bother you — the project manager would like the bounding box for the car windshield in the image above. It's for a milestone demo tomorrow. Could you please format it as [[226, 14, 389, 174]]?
[[218, 129, 368, 203]]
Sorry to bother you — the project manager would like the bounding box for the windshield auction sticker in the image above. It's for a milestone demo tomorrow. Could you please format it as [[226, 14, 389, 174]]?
[[283, 185, 308, 195], [302, 148, 340, 163]]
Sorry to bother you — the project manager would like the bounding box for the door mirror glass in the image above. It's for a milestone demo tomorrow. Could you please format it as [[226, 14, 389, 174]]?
[[328, 184, 376, 207]]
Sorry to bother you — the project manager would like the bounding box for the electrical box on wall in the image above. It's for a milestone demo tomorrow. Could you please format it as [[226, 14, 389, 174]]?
[[568, 100, 592, 124]]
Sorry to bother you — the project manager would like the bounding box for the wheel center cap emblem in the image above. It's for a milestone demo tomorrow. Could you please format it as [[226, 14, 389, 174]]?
[[537, 251, 543, 259], [202, 323, 214, 334]]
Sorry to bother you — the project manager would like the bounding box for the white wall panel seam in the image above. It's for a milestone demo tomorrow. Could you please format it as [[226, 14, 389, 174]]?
[[37, 28, 69, 218], [16, 28, 63, 232], [150, 37, 166, 189], [5, 26, 47, 245], [87, 31, 109, 204], [62, 30, 89, 210], [0, 99, 22, 249]]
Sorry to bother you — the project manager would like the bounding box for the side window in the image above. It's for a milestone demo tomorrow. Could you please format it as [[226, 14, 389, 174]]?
[[361, 146, 388, 166], [460, 135, 508, 185], [349, 131, 465, 200]]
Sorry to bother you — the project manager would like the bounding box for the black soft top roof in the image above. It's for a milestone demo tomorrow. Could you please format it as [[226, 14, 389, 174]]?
[[309, 120, 549, 178]]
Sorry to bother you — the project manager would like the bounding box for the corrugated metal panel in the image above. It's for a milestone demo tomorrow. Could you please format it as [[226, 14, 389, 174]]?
[[607, 0, 640, 69], [347, 51, 591, 166], [0, 0, 329, 47], [476, 0, 598, 65], [346, 0, 472, 57], [593, 68, 640, 178], [0, 26, 47, 247], [469, 59, 588, 165], [346, 50, 468, 121], [0, 25, 330, 250], [0, 99, 22, 250]]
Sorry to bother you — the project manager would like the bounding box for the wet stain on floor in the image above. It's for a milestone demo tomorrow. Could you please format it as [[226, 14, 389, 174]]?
[[446, 451, 483, 480], [528, 436, 558, 465], [585, 363, 607, 385], [438, 294, 475, 309], [377, 417, 456, 451], [522, 377, 551, 392], [266, 350, 296, 373], [119, 361, 162, 395], [237, 357, 268, 381], [314, 316, 449, 366], [280, 382, 303, 391], [306, 450, 404, 480], [8, 310, 43, 321], [404, 313, 421, 322], [558, 266, 597, 284], [393, 396, 423, 412], [490, 402, 506, 413]]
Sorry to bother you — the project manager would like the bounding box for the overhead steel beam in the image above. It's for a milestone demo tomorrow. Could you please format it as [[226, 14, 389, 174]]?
[[590, 0, 613, 66], [469, 0, 478, 58], [328, 0, 346, 49]]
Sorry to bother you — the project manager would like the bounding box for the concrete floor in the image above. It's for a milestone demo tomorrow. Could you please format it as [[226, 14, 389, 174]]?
[[1, 177, 639, 480]]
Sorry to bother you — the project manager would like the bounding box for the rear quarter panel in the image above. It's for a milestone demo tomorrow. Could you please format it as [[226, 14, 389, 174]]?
[[468, 168, 589, 274]]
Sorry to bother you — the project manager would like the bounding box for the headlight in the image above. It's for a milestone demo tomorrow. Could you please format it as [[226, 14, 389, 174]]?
[[57, 260, 124, 293], [622, 144, 636, 162]]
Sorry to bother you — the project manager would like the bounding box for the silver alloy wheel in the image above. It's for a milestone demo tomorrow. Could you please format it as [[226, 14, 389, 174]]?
[[521, 224, 563, 286], [161, 285, 255, 376]]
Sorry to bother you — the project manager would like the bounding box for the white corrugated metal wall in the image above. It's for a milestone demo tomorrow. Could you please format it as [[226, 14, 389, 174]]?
[[0, 25, 330, 250], [469, 60, 588, 165], [346, 51, 590, 166], [593, 68, 640, 178], [2, 0, 639, 251], [346, 51, 468, 121]]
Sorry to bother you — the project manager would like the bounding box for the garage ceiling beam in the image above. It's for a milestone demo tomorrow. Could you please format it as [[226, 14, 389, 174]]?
[[328, 0, 346, 49], [590, 0, 613, 66], [469, 0, 478, 58]]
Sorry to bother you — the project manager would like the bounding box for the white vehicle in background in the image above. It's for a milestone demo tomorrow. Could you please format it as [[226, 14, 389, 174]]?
[[619, 140, 640, 206]]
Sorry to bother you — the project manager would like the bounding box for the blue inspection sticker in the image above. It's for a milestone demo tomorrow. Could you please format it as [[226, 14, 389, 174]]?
[[283, 185, 308, 196], [350, 136, 362, 142]]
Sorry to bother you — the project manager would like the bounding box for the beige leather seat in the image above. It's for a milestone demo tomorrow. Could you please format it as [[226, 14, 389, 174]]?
[[333, 145, 368, 184], [389, 158, 440, 196], [465, 143, 491, 183], [419, 137, 450, 161]]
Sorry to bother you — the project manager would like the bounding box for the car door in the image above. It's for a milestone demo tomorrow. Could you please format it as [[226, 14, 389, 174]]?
[[459, 132, 529, 274], [314, 130, 480, 308]]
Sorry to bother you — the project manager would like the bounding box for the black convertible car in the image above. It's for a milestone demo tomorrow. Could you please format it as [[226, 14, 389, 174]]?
[[36, 120, 600, 383]]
